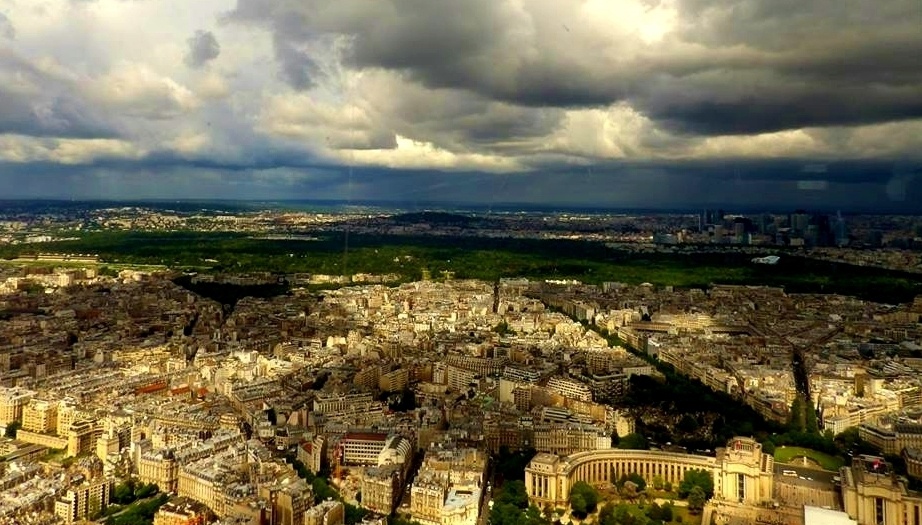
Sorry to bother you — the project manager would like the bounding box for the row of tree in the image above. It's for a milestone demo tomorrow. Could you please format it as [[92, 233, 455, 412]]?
[[489, 481, 553, 525], [113, 480, 160, 505], [285, 454, 368, 525]]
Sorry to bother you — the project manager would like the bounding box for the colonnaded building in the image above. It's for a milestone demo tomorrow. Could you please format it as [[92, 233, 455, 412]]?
[[525, 436, 922, 525], [525, 436, 774, 508]]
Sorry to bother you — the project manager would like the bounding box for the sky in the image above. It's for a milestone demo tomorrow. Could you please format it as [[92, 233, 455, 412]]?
[[1, 0, 921, 211]]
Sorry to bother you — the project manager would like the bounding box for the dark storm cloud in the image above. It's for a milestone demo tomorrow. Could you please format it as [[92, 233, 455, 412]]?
[[225, 1, 323, 89], [0, 52, 117, 138], [673, 0, 913, 51], [337, 0, 629, 107], [0, 12, 14, 40], [185, 30, 221, 69], [228, 0, 922, 135], [273, 33, 321, 90], [639, 75, 922, 135], [368, 80, 564, 152]]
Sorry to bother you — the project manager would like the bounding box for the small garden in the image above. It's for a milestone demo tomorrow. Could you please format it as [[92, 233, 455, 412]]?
[[774, 446, 845, 471]]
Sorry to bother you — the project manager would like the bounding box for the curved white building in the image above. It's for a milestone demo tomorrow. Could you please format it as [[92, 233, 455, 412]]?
[[525, 437, 774, 507]]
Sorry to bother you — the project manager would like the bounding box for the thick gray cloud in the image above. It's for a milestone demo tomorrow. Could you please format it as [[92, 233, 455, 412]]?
[[0, 51, 117, 138], [2, 0, 922, 209], [228, 0, 922, 136], [272, 32, 320, 90], [226, 2, 323, 89], [0, 12, 14, 40], [185, 30, 221, 69], [356, 76, 565, 153]]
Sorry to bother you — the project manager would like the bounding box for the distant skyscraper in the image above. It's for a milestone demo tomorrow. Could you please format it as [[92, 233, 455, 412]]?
[[834, 211, 848, 247], [790, 211, 811, 234]]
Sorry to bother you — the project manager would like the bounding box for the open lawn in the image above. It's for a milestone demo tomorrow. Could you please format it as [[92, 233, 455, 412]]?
[[774, 446, 845, 471]]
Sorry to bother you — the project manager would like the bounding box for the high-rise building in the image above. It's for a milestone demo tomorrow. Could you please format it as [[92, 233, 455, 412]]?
[[0, 387, 36, 425], [834, 211, 848, 247], [22, 398, 57, 433], [54, 478, 113, 524], [379, 368, 409, 392], [67, 420, 102, 457], [790, 211, 811, 234], [57, 399, 80, 436]]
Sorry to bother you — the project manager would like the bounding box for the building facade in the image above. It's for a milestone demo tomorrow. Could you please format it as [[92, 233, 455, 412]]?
[[841, 455, 922, 525], [152, 497, 212, 525], [304, 500, 345, 525], [340, 432, 389, 466], [54, 478, 113, 524], [361, 465, 402, 515], [524, 436, 773, 508], [22, 398, 57, 433], [0, 386, 35, 425]]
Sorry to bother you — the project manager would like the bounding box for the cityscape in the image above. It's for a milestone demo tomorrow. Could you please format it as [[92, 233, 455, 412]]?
[[2, 0, 922, 524], [0, 202, 921, 525]]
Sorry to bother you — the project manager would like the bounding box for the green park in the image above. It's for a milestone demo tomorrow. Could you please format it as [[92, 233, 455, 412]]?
[[3, 230, 922, 303]]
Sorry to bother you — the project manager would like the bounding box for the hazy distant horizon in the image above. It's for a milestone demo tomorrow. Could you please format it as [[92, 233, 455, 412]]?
[[1, 197, 919, 217]]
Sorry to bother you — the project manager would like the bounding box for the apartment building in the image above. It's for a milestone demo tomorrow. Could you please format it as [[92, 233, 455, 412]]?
[[152, 497, 212, 525], [503, 366, 541, 384], [377, 435, 413, 473], [140, 432, 241, 492], [304, 500, 344, 525], [410, 446, 487, 525], [444, 365, 478, 394], [0, 386, 35, 425], [57, 399, 80, 436], [68, 420, 102, 457], [546, 377, 592, 402], [340, 432, 389, 466], [532, 424, 610, 456], [54, 478, 113, 524], [361, 465, 402, 515], [139, 450, 179, 493], [22, 398, 57, 433], [354, 366, 380, 391], [260, 478, 313, 525], [313, 392, 375, 415], [298, 435, 326, 475], [177, 465, 228, 518], [379, 368, 409, 393], [859, 421, 922, 456]]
